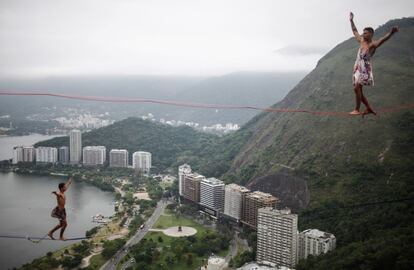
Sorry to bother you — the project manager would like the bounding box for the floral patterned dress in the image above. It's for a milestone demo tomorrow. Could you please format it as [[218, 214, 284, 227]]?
[[352, 48, 374, 86]]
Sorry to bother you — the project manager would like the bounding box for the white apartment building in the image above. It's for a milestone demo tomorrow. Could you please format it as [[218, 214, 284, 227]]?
[[257, 207, 298, 269], [224, 183, 250, 221], [178, 164, 192, 196], [83, 146, 106, 166], [200, 178, 225, 211], [132, 151, 152, 174], [69, 129, 82, 164], [12, 146, 24, 164], [298, 229, 336, 260], [22, 146, 35, 162], [109, 149, 129, 168], [36, 147, 58, 163], [58, 146, 70, 164]]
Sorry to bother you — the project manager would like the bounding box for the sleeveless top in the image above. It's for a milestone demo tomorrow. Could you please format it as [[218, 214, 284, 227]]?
[[352, 48, 374, 86]]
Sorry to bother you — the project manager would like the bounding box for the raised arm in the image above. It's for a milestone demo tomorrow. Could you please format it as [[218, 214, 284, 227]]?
[[373, 26, 399, 49], [349, 12, 362, 43], [65, 176, 73, 189]]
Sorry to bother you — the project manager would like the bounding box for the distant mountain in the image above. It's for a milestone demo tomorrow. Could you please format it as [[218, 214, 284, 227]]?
[[0, 72, 304, 127], [170, 71, 305, 124]]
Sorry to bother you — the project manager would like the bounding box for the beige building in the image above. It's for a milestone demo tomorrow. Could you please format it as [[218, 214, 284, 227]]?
[[242, 191, 279, 228], [182, 173, 205, 203]]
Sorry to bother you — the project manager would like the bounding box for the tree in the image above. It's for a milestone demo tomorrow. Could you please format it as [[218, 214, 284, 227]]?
[[186, 253, 193, 266]]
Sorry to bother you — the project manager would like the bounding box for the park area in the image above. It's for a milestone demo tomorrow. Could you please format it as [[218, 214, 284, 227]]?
[[121, 209, 231, 270]]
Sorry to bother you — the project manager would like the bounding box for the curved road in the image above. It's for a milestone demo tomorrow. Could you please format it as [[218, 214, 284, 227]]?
[[100, 200, 168, 270]]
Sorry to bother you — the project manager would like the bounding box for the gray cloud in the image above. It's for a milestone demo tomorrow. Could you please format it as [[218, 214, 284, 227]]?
[[0, 0, 413, 78]]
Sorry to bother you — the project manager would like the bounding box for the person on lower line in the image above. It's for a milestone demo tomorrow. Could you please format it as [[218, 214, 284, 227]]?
[[48, 176, 72, 240]]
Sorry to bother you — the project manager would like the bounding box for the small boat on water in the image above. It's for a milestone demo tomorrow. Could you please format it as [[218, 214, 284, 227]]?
[[92, 214, 110, 224]]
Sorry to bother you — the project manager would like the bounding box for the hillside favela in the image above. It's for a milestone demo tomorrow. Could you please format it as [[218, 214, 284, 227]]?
[[0, 1, 413, 270]]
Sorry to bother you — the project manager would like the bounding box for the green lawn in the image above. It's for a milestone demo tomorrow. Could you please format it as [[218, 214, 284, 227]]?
[[139, 214, 228, 270], [153, 214, 207, 234]]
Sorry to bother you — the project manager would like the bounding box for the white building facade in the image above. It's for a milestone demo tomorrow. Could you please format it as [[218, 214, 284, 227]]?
[[36, 147, 58, 163], [58, 146, 70, 164], [109, 149, 129, 168], [12, 146, 24, 164], [178, 164, 192, 196], [257, 207, 298, 269], [22, 146, 35, 162], [224, 183, 250, 221], [132, 151, 152, 174], [298, 229, 336, 260], [200, 178, 225, 211], [69, 129, 82, 164], [82, 146, 106, 166]]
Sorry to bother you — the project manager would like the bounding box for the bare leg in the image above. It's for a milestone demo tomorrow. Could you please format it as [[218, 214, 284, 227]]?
[[350, 84, 362, 115], [361, 90, 376, 115], [60, 220, 67, 240], [48, 223, 62, 240]]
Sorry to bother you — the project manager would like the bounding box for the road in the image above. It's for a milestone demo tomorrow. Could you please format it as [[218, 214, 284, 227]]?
[[100, 200, 168, 270]]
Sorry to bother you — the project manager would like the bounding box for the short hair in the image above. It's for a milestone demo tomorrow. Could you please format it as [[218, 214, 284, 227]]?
[[364, 27, 374, 34], [58, 183, 65, 190]]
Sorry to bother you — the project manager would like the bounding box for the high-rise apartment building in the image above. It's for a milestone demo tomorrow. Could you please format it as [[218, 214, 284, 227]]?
[[257, 207, 298, 268], [58, 146, 70, 164], [242, 191, 279, 228], [12, 146, 24, 164], [22, 146, 35, 162], [109, 149, 129, 168], [200, 178, 225, 213], [132, 151, 151, 174], [178, 164, 192, 196], [69, 129, 82, 164], [82, 146, 106, 166], [224, 183, 250, 221], [36, 147, 58, 163], [182, 173, 205, 203]]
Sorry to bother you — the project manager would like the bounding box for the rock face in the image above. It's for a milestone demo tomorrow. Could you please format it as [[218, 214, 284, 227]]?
[[247, 170, 310, 212]]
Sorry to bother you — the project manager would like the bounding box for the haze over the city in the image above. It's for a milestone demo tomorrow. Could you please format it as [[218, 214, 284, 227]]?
[[1, 0, 413, 78]]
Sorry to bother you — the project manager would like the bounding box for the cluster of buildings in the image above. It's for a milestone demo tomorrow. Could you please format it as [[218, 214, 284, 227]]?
[[178, 164, 336, 269], [12, 129, 152, 174], [53, 112, 114, 129]]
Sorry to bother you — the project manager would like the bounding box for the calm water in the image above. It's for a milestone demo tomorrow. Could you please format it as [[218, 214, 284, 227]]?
[[0, 135, 115, 269], [0, 134, 61, 161]]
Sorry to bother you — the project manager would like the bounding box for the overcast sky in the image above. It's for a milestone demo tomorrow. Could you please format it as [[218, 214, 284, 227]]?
[[0, 0, 413, 78]]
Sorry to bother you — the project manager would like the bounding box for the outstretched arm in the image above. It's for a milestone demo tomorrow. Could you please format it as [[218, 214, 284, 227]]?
[[350, 12, 362, 43], [65, 176, 73, 189], [373, 26, 399, 49]]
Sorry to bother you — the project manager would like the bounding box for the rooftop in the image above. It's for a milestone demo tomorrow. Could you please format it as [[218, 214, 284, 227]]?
[[202, 177, 224, 186], [302, 229, 335, 239], [226, 183, 250, 193]]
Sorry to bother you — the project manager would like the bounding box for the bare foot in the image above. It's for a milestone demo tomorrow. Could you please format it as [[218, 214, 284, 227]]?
[[363, 108, 377, 116], [349, 110, 361, 115], [48, 232, 55, 240], [59, 237, 67, 241]]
